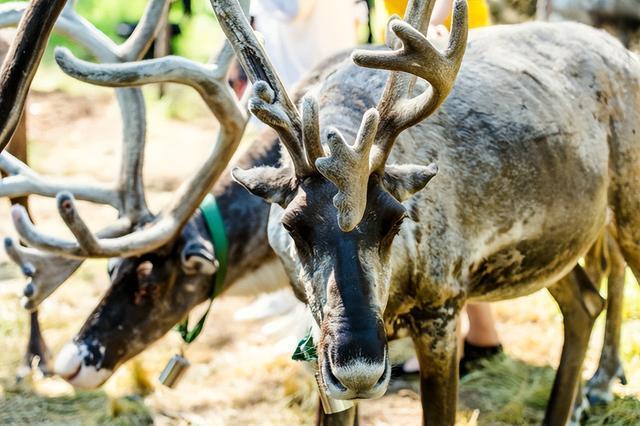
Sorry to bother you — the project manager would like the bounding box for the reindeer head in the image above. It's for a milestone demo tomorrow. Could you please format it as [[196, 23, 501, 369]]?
[[216, 0, 467, 399], [52, 213, 221, 388], [0, 0, 247, 388]]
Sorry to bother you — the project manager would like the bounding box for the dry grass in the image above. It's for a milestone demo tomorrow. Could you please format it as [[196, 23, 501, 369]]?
[[0, 78, 639, 425]]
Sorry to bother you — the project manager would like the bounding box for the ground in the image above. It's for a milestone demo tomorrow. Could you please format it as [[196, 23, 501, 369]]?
[[0, 75, 639, 425]]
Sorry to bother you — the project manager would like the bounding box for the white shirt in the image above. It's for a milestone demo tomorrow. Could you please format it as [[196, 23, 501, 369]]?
[[252, 0, 359, 89]]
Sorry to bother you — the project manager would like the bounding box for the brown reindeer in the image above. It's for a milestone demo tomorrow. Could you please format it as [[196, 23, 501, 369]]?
[[0, 0, 249, 389], [0, 0, 169, 377], [538, 0, 640, 48]]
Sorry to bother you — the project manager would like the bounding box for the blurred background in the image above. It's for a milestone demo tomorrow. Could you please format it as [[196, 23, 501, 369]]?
[[0, 0, 638, 425]]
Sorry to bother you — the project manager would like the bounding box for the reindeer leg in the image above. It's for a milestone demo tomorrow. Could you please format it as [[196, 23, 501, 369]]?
[[315, 402, 358, 426], [3, 114, 51, 377], [544, 265, 605, 426], [409, 304, 460, 425], [22, 310, 52, 376], [586, 238, 627, 405]]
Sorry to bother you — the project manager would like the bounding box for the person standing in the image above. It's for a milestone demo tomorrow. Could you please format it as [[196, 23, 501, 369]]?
[[250, 0, 359, 89]]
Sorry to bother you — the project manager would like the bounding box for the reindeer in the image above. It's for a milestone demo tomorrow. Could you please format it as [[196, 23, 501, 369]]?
[[202, 0, 639, 424], [2, 1, 639, 424], [0, 0, 169, 375], [537, 0, 640, 48], [535, 0, 639, 408], [0, 0, 272, 390]]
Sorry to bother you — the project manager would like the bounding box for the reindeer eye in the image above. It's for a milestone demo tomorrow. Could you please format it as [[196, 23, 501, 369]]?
[[282, 221, 294, 233], [136, 261, 153, 280], [107, 258, 119, 276], [382, 213, 407, 240]]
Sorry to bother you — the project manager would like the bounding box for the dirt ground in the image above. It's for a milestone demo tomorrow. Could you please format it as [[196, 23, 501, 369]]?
[[0, 83, 639, 425]]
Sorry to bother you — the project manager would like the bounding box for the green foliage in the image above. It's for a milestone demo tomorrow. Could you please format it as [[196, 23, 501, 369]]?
[[0, 0, 224, 64], [587, 396, 640, 426], [459, 354, 554, 424], [458, 354, 640, 425]]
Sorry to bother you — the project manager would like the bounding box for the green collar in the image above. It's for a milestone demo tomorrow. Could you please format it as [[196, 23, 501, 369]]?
[[177, 194, 229, 344], [200, 194, 229, 298]]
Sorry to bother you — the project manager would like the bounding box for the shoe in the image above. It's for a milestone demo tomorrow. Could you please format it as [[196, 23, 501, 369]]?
[[390, 339, 504, 381], [459, 339, 503, 377]]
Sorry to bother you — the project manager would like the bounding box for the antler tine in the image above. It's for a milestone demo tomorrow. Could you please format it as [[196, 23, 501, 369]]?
[[54, 47, 242, 125], [210, 0, 315, 177], [0, 151, 120, 208], [353, 0, 468, 171], [4, 209, 133, 308], [56, 192, 102, 254], [302, 95, 325, 167], [316, 109, 380, 232], [4, 237, 82, 310]]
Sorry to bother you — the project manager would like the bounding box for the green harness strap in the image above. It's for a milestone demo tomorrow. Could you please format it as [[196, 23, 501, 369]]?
[[177, 194, 228, 344]]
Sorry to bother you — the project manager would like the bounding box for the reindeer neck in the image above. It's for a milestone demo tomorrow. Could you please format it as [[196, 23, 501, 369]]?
[[210, 129, 282, 286]]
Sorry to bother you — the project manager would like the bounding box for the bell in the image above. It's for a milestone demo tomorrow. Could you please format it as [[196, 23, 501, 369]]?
[[315, 370, 355, 414], [158, 354, 191, 388]]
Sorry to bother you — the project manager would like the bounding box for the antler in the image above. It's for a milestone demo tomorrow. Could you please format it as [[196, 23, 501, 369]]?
[[0, 0, 67, 153], [210, 0, 319, 177], [0, 0, 166, 306], [8, 7, 247, 259], [315, 0, 468, 231], [0, 152, 119, 207], [354, 0, 468, 171]]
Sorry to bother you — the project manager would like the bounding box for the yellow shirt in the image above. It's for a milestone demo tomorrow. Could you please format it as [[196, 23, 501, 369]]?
[[383, 0, 491, 30]]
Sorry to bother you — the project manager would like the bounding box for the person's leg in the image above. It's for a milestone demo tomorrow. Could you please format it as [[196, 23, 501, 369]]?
[[465, 303, 500, 347], [458, 303, 503, 376], [393, 304, 501, 378]]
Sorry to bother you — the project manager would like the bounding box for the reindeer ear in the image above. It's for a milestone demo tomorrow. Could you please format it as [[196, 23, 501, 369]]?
[[383, 163, 438, 201], [231, 166, 297, 206], [181, 238, 218, 276]]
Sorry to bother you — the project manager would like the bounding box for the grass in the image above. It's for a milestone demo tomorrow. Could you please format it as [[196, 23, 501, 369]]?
[[0, 386, 152, 425], [458, 354, 640, 425], [459, 355, 554, 424]]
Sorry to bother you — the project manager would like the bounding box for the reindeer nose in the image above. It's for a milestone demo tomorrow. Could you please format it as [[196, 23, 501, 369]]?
[[55, 342, 113, 389], [328, 355, 387, 393], [322, 328, 390, 398], [330, 329, 386, 367]]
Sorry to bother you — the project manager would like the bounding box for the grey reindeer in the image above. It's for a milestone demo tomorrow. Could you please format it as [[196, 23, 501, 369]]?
[[204, 0, 639, 424]]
